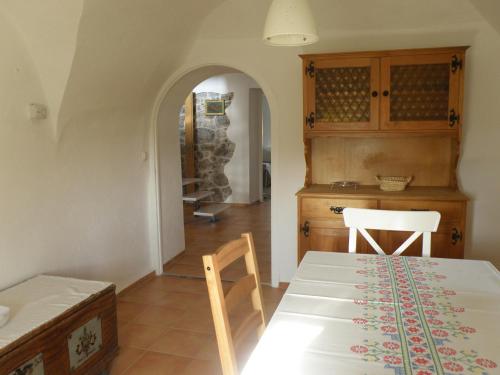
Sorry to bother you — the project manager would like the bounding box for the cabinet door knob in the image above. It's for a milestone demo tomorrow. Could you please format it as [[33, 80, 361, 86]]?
[[382, 90, 390, 97], [451, 228, 463, 245], [330, 206, 345, 214], [371, 91, 378, 98], [301, 221, 310, 237]]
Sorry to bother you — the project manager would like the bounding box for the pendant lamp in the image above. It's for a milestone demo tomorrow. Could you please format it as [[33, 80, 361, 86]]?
[[263, 0, 318, 46]]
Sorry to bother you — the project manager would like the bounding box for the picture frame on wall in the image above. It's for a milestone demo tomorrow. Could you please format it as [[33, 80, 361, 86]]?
[[205, 99, 225, 116]]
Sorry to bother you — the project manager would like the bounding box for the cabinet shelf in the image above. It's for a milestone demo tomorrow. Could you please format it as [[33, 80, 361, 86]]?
[[297, 184, 468, 202], [304, 129, 459, 138]]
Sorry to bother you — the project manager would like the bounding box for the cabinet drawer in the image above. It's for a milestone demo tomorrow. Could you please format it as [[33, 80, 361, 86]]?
[[380, 200, 464, 223], [301, 198, 377, 220]]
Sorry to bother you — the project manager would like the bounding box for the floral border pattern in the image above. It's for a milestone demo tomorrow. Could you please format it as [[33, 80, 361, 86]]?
[[350, 256, 497, 375]]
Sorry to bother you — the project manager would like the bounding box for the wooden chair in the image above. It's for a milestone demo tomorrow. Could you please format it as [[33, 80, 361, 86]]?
[[203, 233, 266, 375], [343, 208, 441, 257]]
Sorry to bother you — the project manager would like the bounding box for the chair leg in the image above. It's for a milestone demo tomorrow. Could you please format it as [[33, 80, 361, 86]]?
[[422, 232, 431, 257], [348, 228, 357, 253]]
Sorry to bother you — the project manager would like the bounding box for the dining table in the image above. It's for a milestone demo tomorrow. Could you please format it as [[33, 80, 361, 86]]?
[[242, 251, 500, 375]]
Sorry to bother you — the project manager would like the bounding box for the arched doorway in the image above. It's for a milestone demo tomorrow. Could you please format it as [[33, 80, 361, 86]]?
[[149, 65, 276, 285]]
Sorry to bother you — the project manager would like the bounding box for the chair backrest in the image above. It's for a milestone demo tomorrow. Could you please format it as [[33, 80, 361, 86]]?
[[343, 208, 441, 257], [203, 233, 266, 375]]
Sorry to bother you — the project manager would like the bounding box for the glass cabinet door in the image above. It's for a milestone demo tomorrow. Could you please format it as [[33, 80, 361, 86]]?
[[305, 58, 380, 131], [380, 53, 463, 131]]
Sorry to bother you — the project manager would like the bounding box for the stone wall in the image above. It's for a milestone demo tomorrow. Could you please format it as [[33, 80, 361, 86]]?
[[179, 92, 235, 202]]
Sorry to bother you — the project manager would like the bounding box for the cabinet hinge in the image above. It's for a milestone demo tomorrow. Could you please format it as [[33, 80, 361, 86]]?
[[449, 109, 460, 127], [301, 221, 310, 237], [305, 61, 315, 78], [451, 228, 463, 245], [305, 112, 315, 129], [450, 55, 463, 73]]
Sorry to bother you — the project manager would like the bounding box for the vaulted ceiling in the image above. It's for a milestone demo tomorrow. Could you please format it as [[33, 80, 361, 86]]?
[[1, 0, 498, 137]]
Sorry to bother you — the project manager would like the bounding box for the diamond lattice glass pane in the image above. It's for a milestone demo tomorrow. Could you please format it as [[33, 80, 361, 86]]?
[[315, 67, 371, 123], [390, 63, 449, 122]]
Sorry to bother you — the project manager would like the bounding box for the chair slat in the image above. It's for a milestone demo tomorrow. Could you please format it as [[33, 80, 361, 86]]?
[[232, 310, 263, 350], [216, 238, 249, 271], [393, 231, 422, 255], [344, 208, 440, 232], [225, 274, 257, 315], [358, 228, 385, 255]]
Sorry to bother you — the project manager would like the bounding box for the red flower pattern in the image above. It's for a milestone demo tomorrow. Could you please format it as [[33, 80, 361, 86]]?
[[459, 326, 476, 334], [353, 318, 367, 325], [381, 326, 397, 334], [350, 256, 495, 374], [431, 329, 449, 338], [443, 362, 464, 372], [411, 346, 427, 354], [382, 342, 400, 350], [350, 345, 368, 353], [428, 319, 443, 326], [383, 355, 402, 365], [413, 357, 431, 366], [438, 347, 457, 356], [476, 358, 497, 369]]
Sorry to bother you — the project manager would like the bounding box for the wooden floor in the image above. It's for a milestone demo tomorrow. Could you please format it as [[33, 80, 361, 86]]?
[[111, 275, 284, 374], [165, 200, 271, 283]]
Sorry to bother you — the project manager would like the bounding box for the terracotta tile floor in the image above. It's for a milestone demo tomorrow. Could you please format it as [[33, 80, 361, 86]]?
[[111, 275, 285, 375], [165, 200, 271, 283]]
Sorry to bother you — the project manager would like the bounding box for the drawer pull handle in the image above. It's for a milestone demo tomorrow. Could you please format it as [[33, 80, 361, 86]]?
[[301, 221, 310, 237], [451, 228, 462, 245], [411, 208, 430, 211], [330, 206, 345, 214]]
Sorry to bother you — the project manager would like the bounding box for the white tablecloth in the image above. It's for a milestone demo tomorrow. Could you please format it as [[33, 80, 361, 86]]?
[[243, 252, 500, 375]]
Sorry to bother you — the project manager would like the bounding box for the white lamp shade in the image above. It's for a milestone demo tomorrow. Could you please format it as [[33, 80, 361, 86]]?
[[263, 0, 318, 46]]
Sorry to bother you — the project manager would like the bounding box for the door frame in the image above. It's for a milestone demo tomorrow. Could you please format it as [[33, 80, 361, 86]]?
[[149, 63, 278, 286]]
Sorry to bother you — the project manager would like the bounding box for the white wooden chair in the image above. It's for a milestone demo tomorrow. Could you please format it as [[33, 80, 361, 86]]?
[[343, 208, 441, 256]]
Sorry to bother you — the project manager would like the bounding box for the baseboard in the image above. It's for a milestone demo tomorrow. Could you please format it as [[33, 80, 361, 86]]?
[[117, 271, 156, 298], [118, 250, 187, 297], [162, 250, 186, 272], [278, 282, 290, 290], [229, 201, 263, 207]]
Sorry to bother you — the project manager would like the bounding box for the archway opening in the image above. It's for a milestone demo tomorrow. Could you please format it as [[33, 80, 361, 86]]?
[[154, 66, 272, 284]]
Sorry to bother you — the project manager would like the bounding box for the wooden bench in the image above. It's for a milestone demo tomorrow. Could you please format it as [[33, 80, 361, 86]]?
[[0, 275, 118, 375]]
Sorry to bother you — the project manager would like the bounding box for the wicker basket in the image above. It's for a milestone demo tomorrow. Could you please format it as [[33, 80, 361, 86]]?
[[376, 176, 412, 191]]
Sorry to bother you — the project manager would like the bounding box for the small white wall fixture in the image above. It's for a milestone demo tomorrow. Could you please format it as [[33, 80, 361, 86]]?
[[149, 64, 277, 285]]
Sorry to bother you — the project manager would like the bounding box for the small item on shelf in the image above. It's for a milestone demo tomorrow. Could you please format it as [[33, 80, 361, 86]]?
[[376, 176, 412, 191], [330, 181, 359, 190]]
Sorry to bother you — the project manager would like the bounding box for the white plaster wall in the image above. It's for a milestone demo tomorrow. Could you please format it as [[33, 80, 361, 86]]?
[[249, 88, 264, 203], [0, 8, 152, 292], [0, 14, 149, 292], [0, 0, 83, 137], [262, 96, 271, 163], [193, 73, 261, 204]]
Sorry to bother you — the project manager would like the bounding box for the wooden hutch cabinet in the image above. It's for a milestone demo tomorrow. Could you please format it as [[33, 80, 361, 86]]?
[[297, 47, 468, 262]]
